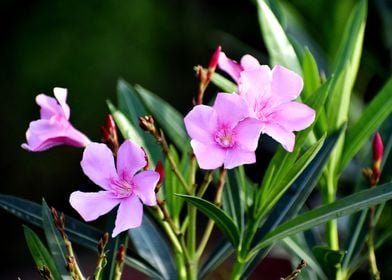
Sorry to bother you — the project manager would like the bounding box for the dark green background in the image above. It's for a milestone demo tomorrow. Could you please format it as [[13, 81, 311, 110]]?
[[1, 0, 391, 278]]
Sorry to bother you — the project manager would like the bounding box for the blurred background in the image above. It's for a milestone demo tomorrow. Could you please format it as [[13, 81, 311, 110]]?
[[1, 0, 391, 278]]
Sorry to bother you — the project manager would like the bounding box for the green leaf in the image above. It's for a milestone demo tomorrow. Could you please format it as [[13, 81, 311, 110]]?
[[128, 214, 176, 279], [243, 130, 341, 278], [41, 200, 70, 278], [326, 0, 367, 130], [210, 72, 237, 93], [134, 85, 189, 153], [283, 237, 328, 280], [339, 77, 392, 173], [313, 246, 345, 279], [302, 48, 321, 100], [250, 182, 392, 256], [107, 101, 148, 150], [116, 79, 163, 163], [177, 194, 240, 247], [0, 195, 161, 278], [257, 0, 301, 73], [222, 169, 244, 231], [23, 225, 62, 280]]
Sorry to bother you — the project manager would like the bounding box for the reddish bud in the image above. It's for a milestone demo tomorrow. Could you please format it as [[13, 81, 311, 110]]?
[[116, 244, 125, 264], [139, 115, 156, 134], [106, 114, 116, 132], [208, 45, 222, 72], [373, 132, 384, 165], [155, 160, 165, 192]]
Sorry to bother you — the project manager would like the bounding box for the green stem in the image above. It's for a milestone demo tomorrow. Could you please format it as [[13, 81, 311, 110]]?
[[324, 173, 339, 250], [187, 202, 198, 280], [367, 206, 380, 280]]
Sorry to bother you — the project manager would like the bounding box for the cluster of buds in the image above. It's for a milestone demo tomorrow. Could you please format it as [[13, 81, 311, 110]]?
[[101, 114, 119, 155], [363, 132, 384, 186], [195, 46, 221, 105]]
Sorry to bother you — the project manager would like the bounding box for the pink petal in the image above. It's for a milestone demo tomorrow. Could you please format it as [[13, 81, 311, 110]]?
[[112, 194, 143, 237], [191, 140, 226, 170], [133, 171, 159, 206], [116, 140, 146, 181], [233, 118, 263, 151], [223, 147, 256, 169], [271, 65, 303, 102], [36, 94, 62, 120], [21, 119, 90, 151], [240, 54, 261, 71], [263, 123, 295, 152], [184, 105, 217, 143], [218, 52, 243, 83], [269, 102, 315, 131], [213, 93, 249, 127], [69, 191, 119, 222], [53, 87, 70, 120], [239, 66, 273, 115], [81, 142, 117, 190]]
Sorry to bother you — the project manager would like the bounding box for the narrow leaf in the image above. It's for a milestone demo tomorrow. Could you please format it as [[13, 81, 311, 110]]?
[[23, 225, 62, 280], [211, 72, 237, 93], [339, 77, 392, 173], [257, 0, 301, 73], [41, 200, 70, 278], [128, 214, 176, 280], [302, 48, 321, 100], [178, 194, 240, 247], [222, 169, 244, 230], [134, 85, 189, 153], [251, 182, 392, 255]]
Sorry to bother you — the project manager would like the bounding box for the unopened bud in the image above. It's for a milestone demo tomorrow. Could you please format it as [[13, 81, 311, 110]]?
[[139, 115, 156, 134], [101, 114, 119, 154], [116, 244, 125, 264], [208, 46, 222, 75], [38, 266, 52, 280], [155, 160, 165, 193], [98, 232, 109, 254], [373, 132, 384, 167]]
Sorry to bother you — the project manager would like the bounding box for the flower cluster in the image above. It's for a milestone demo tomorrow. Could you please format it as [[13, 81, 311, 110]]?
[[184, 51, 315, 170], [22, 88, 160, 237]]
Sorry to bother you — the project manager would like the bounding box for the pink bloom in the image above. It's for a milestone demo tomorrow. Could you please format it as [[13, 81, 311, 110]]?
[[219, 53, 315, 152], [184, 93, 262, 170], [70, 140, 159, 237], [22, 87, 90, 151]]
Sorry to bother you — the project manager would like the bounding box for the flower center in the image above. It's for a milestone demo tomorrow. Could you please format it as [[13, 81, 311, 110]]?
[[111, 178, 134, 197], [214, 128, 235, 148]]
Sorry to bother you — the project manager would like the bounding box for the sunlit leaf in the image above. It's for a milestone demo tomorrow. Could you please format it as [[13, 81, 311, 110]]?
[[23, 225, 62, 280], [177, 194, 239, 247]]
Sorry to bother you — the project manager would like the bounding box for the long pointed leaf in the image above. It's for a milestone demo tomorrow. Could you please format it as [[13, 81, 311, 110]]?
[[339, 77, 392, 173], [128, 214, 176, 280], [250, 182, 392, 256], [41, 200, 70, 279], [243, 130, 341, 277], [134, 85, 189, 153], [23, 225, 62, 280], [257, 0, 301, 73], [177, 194, 239, 247], [0, 195, 161, 278]]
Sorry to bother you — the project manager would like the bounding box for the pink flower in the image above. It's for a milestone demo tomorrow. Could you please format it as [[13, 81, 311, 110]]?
[[184, 93, 262, 170], [219, 52, 315, 152], [22, 87, 90, 151], [70, 140, 159, 237]]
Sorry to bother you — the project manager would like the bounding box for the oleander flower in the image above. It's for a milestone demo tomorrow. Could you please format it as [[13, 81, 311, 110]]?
[[22, 87, 90, 151], [219, 52, 315, 152], [70, 140, 160, 237], [184, 92, 262, 170]]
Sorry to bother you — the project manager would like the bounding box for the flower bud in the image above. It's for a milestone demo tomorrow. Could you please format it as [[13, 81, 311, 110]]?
[[371, 132, 384, 185], [139, 115, 156, 134], [208, 45, 222, 74], [154, 160, 165, 193]]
